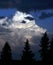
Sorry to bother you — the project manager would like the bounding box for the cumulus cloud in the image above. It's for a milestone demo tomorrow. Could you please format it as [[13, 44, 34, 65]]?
[[0, 11, 46, 33], [0, 10, 46, 47], [9, 11, 46, 32], [0, 11, 46, 59]]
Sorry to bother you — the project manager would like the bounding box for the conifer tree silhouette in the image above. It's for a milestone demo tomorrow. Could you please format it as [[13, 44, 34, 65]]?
[[49, 38, 53, 63], [21, 39, 35, 64], [1, 42, 12, 62], [39, 32, 49, 62]]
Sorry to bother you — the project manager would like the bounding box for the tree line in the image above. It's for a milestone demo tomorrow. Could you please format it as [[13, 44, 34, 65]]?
[[0, 32, 53, 65]]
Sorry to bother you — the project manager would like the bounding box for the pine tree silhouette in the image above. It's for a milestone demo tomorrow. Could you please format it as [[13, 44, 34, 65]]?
[[39, 32, 49, 62], [21, 39, 35, 64], [49, 38, 53, 63], [1, 42, 12, 62]]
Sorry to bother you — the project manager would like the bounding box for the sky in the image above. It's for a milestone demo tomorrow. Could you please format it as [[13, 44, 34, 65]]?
[[30, 10, 53, 32], [0, 0, 53, 60], [0, 9, 53, 60], [0, 0, 53, 11]]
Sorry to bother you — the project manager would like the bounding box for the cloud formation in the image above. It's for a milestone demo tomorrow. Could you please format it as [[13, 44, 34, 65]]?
[[0, 11, 46, 59], [0, 10, 46, 46]]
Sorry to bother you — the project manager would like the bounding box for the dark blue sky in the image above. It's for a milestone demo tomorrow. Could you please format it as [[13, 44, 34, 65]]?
[[0, 0, 53, 12], [36, 18, 53, 32], [30, 10, 53, 32]]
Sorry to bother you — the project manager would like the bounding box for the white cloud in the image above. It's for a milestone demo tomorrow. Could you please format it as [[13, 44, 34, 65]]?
[[9, 11, 46, 33], [0, 10, 47, 59], [0, 11, 46, 33], [0, 10, 47, 45], [0, 11, 47, 45], [0, 17, 7, 24]]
